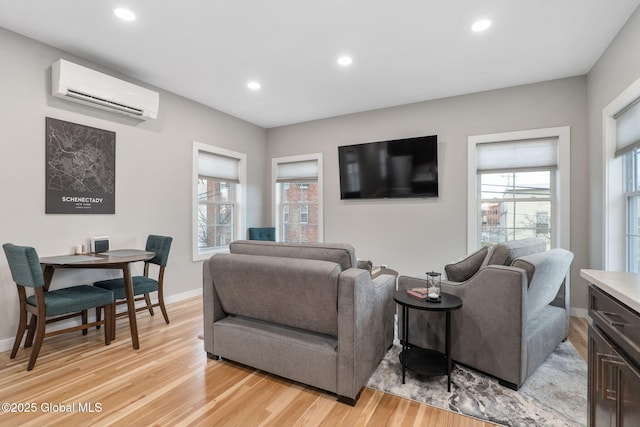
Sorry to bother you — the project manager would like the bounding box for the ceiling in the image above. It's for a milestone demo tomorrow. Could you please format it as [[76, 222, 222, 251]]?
[[0, 1, 639, 128]]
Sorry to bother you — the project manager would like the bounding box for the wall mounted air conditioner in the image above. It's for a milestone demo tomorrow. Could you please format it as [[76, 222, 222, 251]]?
[[51, 59, 159, 120]]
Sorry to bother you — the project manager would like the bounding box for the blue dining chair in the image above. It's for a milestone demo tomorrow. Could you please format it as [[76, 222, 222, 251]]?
[[248, 227, 276, 241], [2, 243, 115, 371], [94, 235, 172, 333]]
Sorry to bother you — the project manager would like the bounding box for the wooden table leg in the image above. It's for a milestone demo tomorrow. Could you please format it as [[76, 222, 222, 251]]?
[[122, 265, 139, 349], [402, 305, 408, 384], [446, 311, 451, 392]]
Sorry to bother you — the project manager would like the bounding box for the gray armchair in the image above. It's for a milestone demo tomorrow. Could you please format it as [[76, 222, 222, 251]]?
[[398, 239, 573, 389]]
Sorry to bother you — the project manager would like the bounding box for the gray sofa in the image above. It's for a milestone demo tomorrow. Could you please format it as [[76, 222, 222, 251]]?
[[398, 239, 574, 389], [203, 240, 396, 404]]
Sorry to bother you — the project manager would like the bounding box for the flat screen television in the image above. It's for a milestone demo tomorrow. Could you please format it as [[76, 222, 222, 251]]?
[[338, 135, 438, 199]]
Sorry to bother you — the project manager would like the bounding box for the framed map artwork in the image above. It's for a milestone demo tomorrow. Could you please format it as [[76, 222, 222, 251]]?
[[45, 117, 116, 214]]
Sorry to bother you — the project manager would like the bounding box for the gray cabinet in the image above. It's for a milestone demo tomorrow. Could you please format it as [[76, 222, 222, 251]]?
[[588, 285, 640, 426]]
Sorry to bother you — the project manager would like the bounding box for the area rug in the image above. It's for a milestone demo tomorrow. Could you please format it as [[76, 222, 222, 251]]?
[[366, 341, 587, 427]]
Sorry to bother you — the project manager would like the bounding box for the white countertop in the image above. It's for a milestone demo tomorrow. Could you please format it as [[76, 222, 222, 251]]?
[[581, 269, 640, 313]]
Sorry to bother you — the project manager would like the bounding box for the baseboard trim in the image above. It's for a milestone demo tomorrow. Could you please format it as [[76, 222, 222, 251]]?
[[570, 307, 588, 318], [0, 288, 203, 353], [166, 288, 202, 304]]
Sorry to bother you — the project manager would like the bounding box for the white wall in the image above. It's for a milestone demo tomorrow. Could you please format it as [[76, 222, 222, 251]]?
[[0, 28, 266, 345], [266, 77, 590, 310], [587, 7, 640, 269]]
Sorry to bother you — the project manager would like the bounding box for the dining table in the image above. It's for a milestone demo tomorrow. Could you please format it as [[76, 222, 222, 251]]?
[[38, 249, 155, 350]]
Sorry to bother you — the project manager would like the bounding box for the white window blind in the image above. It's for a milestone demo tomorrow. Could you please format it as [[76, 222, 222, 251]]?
[[476, 137, 558, 173], [615, 97, 640, 157], [276, 160, 318, 182], [198, 152, 240, 182]]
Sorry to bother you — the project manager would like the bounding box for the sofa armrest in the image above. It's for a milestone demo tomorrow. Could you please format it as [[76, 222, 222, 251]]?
[[337, 268, 395, 402], [511, 248, 573, 321], [357, 259, 373, 273], [202, 255, 228, 357], [372, 273, 397, 349], [398, 265, 529, 385]]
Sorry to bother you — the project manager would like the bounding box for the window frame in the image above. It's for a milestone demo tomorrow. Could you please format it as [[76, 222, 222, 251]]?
[[622, 143, 640, 273], [468, 126, 571, 253], [603, 75, 640, 271], [192, 141, 247, 261], [272, 153, 323, 243]]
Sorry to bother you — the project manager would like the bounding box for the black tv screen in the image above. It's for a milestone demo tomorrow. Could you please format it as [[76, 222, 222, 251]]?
[[338, 135, 438, 199]]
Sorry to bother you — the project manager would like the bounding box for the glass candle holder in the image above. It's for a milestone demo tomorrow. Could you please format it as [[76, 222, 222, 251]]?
[[425, 271, 442, 301]]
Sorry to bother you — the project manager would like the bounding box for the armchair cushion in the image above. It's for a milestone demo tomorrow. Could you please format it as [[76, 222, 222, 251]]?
[[486, 238, 547, 266], [444, 246, 489, 282], [504, 238, 547, 263], [485, 243, 511, 266]]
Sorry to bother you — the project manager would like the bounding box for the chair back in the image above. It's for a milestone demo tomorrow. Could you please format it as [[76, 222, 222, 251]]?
[[248, 227, 276, 241], [2, 243, 45, 288], [145, 235, 173, 267]]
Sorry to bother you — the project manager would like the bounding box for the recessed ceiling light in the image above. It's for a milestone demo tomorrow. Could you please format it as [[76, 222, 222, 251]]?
[[247, 81, 261, 91], [114, 8, 136, 21], [471, 19, 492, 32], [337, 56, 353, 66]]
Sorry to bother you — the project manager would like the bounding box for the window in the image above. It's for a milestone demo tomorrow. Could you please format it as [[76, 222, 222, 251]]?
[[624, 149, 640, 272], [300, 204, 309, 224], [198, 177, 235, 248], [468, 127, 570, 253], [603, 76, 640, 271], [615, 94, 640, 272], [480, 171, 553, 246], [272, 153, 323, 243], [192, 142, 246, 260], [536, 211, 550, 236]]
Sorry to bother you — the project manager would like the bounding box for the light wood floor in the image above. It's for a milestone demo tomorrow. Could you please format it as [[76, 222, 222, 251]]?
[[0, 296, 588, 427]]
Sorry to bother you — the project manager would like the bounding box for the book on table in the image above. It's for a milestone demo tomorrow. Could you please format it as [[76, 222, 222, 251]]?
[[406, 287, 430, 299]]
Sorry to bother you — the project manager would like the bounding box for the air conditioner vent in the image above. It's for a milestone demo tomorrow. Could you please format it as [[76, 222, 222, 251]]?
[[67, 89, 145, 116], [52, 59, 159, 120]]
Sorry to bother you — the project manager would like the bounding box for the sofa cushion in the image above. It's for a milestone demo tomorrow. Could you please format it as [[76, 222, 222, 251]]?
[[211, 253, 342, 336], [486, 238, 547, 266], [230, 240, 357, 271], [510, 258, 536, 285], [485, 244, 511, 266], [213, 315, 338, 393], [503, 238, 547, 264], [444, 246, 489, 282]]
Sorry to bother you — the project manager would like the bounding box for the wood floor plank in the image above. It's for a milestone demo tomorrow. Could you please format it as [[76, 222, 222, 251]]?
[[0, 296, 586, 426], [569, 315, 588, 361]]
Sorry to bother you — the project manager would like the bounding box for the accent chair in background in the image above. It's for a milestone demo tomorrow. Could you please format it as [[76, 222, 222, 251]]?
[[248, 227, 276, 241]]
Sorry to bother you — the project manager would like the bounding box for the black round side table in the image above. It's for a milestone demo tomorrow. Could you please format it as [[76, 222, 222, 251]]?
[[393, 290, 463, 392]]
